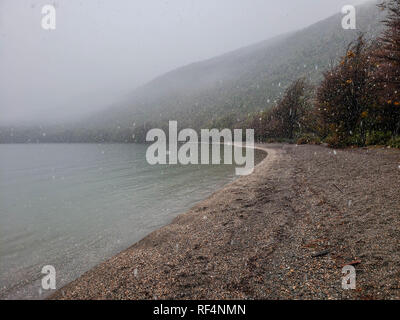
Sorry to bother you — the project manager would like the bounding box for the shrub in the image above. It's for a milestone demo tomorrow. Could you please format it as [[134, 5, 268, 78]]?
[[388, 136, 400, 148], [366, 131, 392, 146], [324, 134, 347, 148], [297, 133, 321, 145]]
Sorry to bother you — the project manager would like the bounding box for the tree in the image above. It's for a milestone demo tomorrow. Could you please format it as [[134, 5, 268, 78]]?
[[316, 36, 377, 145], [374, 0, 400, 135], [268, 78, 312, 140]]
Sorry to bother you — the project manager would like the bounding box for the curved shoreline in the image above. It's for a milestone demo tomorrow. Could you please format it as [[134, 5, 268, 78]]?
[[50, 144, 274, 299], [51, 144, 400, 300]]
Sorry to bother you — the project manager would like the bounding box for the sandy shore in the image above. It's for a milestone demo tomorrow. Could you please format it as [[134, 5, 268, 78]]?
[[51, 143, 400, 300]]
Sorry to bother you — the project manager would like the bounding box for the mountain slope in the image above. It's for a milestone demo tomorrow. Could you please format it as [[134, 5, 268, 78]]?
[[94, 1, 385, 135], [0, 1, 386, 143]]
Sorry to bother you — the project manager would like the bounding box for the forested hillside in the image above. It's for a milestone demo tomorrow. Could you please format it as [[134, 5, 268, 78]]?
[[0, 1, 386, 143]]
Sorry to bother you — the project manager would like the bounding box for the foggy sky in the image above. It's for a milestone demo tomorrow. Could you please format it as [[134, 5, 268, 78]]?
[[0, 0, 370, 125]]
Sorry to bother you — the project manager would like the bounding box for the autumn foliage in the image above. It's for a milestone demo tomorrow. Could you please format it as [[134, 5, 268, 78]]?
[[374, 0, 400, 136], [315, 36, 378, 146], [252, 0, 400, 148], [248, 78, 313, 142]]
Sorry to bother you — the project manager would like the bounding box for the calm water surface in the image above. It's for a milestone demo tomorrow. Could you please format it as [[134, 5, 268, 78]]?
[[0, 143, 264, 299]]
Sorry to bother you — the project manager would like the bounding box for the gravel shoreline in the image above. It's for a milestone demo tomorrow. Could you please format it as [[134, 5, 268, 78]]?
[[51, 144, 400, 300]]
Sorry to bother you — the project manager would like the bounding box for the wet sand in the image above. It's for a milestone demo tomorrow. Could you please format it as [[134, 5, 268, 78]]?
[[51, 144, 400, 300]]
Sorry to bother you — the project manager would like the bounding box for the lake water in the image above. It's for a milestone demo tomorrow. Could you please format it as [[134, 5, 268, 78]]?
[[0, 143, 263, 299]]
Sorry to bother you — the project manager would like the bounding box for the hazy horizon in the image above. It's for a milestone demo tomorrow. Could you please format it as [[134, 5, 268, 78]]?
[[0, 0, 371, 126]]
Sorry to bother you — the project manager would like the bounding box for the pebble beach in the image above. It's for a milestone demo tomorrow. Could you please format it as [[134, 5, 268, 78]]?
[[51, 144, 400, 300]]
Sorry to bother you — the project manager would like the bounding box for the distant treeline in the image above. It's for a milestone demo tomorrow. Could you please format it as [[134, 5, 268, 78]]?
[[242, 0, 400, 148], [0, 127, 134, 144]]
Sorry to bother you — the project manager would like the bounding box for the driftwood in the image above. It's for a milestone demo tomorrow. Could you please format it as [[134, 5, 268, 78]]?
[[332, 183, 344, 193], [311, 250, 330, 258]]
